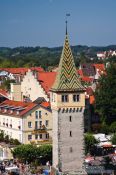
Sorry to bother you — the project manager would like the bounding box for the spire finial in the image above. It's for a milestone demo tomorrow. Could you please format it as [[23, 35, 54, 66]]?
[[65, 13, 70, 35], [66, 20, 68, 35]]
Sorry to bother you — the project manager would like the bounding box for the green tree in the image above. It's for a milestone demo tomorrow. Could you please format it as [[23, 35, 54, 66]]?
[[110, 122, 116, 133], [1, 79, 15, 91], [111, 133, 116, 145], [12, 144, 52, 164], [84, 133, 98, 155], [100, 122, 109, 134], [0, 130, 5, 142], [12, 144, 39, 163], [95, 64, 116, 124], [38, 144, 52, 164]]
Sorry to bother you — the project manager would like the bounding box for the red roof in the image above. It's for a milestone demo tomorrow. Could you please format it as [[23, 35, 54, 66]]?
[[0, 89, 9, 98], [86, 87, 94, 96], [0, 67, 44, 75], [90, 95, 95, 104], [38, 72, 56, 94], [77, 69, 83, 76], [81, 76, 94, 83], [30, 67, 44, 72], [0, 100, 37, 116], [41, 101, 50, 108], [93, 64, 105, 72]]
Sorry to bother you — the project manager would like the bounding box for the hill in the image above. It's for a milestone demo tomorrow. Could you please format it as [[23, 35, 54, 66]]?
[[0, 45, 116, 69]]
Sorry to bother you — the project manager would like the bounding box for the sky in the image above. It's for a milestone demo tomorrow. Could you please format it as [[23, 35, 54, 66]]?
[[0, 0, 116, 47]]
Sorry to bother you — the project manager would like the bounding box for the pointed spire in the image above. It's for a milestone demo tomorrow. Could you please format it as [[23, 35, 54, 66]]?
[[66, 20, 68, 35], [51, 31, 84, 92]]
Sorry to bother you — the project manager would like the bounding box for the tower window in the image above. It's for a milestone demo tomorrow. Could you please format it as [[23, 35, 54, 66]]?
[[69, 116, 72, 122], [61, 95, 68, 102], [70, 131, 72, 137], [70, 147, 73, 153], [73, 94, 80, 102]]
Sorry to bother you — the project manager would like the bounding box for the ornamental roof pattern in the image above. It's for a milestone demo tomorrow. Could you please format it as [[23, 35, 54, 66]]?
[[51, 34, 84, 92]]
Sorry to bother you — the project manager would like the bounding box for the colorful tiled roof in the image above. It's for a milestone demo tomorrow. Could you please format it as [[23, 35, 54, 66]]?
[[51, 34, 84, 92]]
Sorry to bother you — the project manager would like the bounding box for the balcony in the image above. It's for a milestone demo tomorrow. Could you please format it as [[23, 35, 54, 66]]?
[[32, 125, 47, 134]]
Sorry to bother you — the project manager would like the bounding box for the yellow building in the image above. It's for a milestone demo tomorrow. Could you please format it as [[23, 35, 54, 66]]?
[[0, 100, 52, 144]]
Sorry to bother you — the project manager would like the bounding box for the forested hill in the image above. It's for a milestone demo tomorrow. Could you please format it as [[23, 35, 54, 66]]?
[[0, 45, 116, 70]]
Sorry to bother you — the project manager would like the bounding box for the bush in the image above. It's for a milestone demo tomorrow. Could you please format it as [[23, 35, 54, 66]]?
[[110, 122, 116, 133], [111, 133, 116, 145], [84, 133, 98, 155]]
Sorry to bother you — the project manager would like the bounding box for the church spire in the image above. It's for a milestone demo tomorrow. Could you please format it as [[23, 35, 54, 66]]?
[[66, 20, 68, 35], [51, 25, 84, 92]]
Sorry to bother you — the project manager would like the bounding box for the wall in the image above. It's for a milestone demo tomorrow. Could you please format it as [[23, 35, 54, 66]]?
[[0, 114, 23, 143], [23, 105, 52, 144], [10, 83, 22, 101], [0, 105, 52, 144], [21, 70, 49, 102]]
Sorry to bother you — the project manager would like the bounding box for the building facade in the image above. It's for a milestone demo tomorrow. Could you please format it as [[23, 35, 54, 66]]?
[[0, 100, 52, 144]]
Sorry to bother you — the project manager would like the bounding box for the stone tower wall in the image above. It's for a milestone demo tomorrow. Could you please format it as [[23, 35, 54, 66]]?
[[52, 107, 85, 173]]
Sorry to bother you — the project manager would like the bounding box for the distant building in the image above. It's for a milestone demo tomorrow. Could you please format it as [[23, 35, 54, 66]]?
[[0, 67, 44, 84], [97, 50, 116, 60]]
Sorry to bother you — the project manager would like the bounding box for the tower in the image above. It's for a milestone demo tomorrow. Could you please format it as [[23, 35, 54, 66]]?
[[50, 22, 85, 173]]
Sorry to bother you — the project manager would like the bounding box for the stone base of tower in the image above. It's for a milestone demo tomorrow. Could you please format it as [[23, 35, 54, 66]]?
[[52, 108, 86, 174]]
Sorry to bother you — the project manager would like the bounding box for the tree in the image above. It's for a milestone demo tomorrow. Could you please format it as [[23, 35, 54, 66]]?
[[95, 64, 116, 124], [1, 79, 15, 91], [12, 144, 52, 165], [0, 130, 4, 141], [111, 133, 116, 145], [84, 133, 98, 155], [110, 122, 116, 133], [12, 144, 39, 163], [38, 144, 52, 165]]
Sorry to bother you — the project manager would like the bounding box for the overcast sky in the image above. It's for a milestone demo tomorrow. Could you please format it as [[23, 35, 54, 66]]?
[[0, 0, 116, 47]]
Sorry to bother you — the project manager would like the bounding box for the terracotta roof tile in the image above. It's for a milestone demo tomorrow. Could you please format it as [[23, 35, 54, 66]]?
[[0, 100, 37, 117], [0, 89, 9, 98], [81, 76, 94, 83], [0, 67, 44, 75], [90, 95, 95, 104], [86, 87, 94, 95], [93, 64, 105, 71], [38, 72, 56, 94]]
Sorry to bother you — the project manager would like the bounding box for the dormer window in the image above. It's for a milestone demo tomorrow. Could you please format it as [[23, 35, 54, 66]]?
[[73, 94, 80, 102], [4, 109, 7, 113], [17, 111, 19, 115], [61, 95, 68, 102], [10, 109, 13, 114]]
